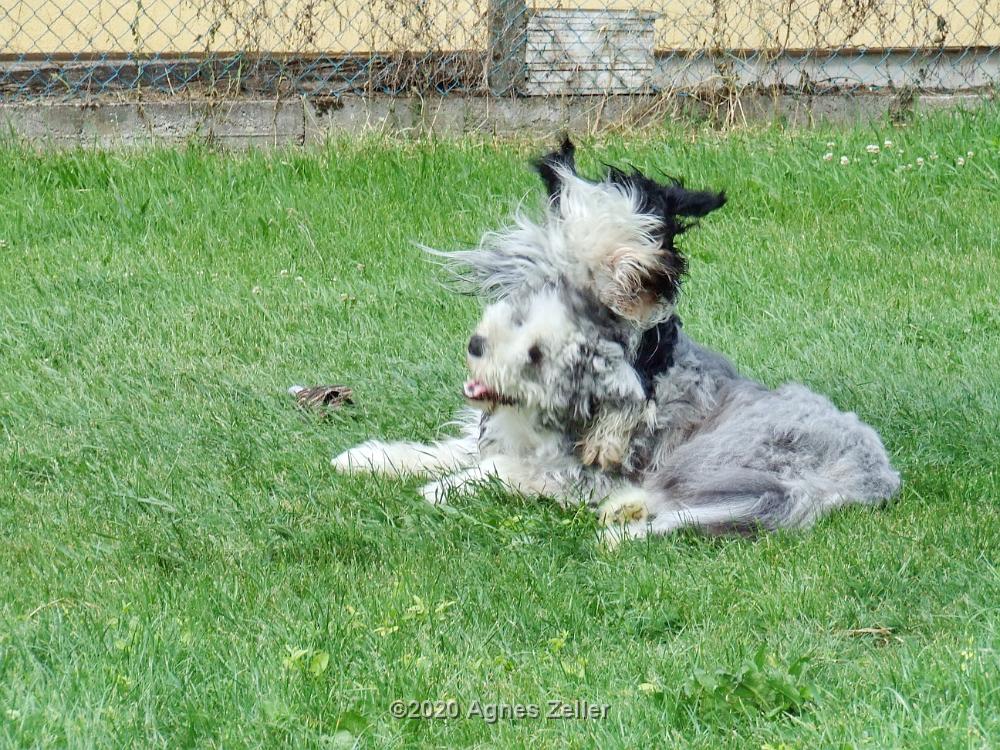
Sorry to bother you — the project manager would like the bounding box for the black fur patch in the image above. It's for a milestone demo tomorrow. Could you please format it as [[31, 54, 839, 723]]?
[[604, 167, 726, 302], [634, 315, 681, 397], [533, 137, 577, 205]]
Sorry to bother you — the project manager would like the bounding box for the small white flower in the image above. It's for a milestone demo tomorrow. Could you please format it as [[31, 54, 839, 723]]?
[[826, 141, 835, 148], [823, 152, 834, 162], [967, 150, 974, 158], [956, 157, 965, 166], [295, 275, 304, 282], [252, 285, 262, 295], [883, 139, 894, 148], [840, 155, 850, 165], [916, 157, 925, 166], [279, 269, 289, 277], [866, 144, 880, 154], [929, 153, 939, 161]]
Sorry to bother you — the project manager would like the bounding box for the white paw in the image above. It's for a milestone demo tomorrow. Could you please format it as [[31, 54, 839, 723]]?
[[598, 521, 648, 550], [331, 441, 394, 475], [419, 479, 451, 506], [597, 486, 650, 526]]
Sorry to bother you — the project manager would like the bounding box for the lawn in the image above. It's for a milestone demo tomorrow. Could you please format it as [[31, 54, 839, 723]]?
[[1, 107, 998, 748]]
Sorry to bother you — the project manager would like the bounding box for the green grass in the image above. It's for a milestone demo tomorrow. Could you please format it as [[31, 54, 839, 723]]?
[[1, 108, 998, 748]]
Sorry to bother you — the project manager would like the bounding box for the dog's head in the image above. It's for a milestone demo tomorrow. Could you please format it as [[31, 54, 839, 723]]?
[[534, 137, 726, 324], [462, 282, 636, 421], [431, 138, 724, 328]]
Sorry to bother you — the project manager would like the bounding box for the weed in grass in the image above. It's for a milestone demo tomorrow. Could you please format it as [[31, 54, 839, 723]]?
[[676, 649, 815, 721]]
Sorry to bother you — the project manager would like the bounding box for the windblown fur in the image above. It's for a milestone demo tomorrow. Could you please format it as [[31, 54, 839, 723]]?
[[431, 137, 726, 327], [333, 140, 899, 544]]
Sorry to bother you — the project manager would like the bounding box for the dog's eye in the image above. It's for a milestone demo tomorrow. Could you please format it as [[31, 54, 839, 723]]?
[[528, 344, 543, 365]]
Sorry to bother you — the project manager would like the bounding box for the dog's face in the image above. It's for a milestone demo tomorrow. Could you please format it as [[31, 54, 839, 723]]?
[[463, 286, 583, 413], [438, 138, 726, 417], [437, 139, 725, 331], [462, 284, 634, 420]]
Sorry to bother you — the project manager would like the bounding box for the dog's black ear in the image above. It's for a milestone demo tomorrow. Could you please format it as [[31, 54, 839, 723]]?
[[599, 168, 726, 311], [606, 166, 725, 221], [668, 187, 726, 218], [533, 136, 577, 203]]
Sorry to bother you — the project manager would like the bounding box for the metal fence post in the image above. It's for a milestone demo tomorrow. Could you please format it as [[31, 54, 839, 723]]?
[[488, 0, 527, 95]]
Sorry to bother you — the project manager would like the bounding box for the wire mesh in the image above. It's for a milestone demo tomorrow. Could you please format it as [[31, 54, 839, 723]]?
[[1, 0, 998, 101]]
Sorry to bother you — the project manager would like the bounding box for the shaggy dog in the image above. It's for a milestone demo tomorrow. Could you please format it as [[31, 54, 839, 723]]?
[[332, 140, 900, 543]]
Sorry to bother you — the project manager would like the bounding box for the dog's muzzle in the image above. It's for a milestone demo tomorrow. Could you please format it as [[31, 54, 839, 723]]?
[[463, 378, 515, 407]]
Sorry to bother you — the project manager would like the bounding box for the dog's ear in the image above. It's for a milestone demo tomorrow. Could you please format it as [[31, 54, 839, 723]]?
[[666, 186, 726, 218], [533, 137, 577, 204], [599, 243, 682, 323], [598, 168, 725, 316], [606, 167, 726, 224], [651, 186, 723, 304]]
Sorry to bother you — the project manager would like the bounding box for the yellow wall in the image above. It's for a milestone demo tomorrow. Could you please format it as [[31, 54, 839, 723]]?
[[549, 0, 1000, 50], [3, 0, 997, 55]]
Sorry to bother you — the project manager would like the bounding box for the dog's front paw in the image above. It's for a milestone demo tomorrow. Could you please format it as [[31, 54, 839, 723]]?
[[332, 441, 394, 475], [579, 433, 626, 471]]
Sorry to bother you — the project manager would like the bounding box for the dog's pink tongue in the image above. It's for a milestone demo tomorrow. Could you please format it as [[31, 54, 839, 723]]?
[[464, 379, 489, 399]]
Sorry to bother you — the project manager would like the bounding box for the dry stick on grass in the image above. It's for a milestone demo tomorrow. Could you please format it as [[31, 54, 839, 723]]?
[[288, 385, 354, 416]]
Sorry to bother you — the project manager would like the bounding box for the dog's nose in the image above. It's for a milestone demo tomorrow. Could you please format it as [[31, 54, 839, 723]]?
[[467, 335, 485, 358]]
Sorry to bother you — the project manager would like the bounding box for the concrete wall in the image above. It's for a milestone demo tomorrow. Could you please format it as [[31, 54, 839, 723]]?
[[0, 92, 991, 148]]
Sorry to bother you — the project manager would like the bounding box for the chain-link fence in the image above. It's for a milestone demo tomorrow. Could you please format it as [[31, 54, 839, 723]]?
[[2, 0, 998, 101]]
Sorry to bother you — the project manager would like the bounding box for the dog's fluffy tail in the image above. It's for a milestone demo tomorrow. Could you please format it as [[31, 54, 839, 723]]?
[[634, 464, 899, 538], [635, 468, 855, 536], [650, 469, 794, 535]]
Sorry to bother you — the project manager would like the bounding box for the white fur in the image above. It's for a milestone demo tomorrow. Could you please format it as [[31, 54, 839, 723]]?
[[332, 437, 476, 477]]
